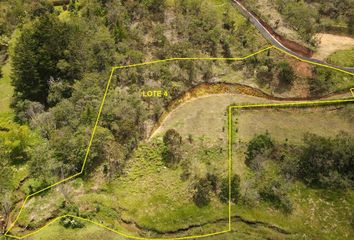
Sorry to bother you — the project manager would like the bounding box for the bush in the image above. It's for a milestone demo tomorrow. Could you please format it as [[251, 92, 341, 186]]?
[[259, 179, 293, 214], [23, 178, 48, 195], [162, 129, 182, 167], [245, 132, 274, 170], [59, 216, 84, 229], [219, 174, 241, 204], [193, 178, 211, 207], [298, 132, 354, 188], [277, 62, 294, 85]]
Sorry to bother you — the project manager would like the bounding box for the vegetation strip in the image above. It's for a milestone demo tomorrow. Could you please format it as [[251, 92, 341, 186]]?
[[2, 45, 354, 240]]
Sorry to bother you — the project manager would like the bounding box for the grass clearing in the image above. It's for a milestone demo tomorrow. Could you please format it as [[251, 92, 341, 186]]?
[[112, 141, 228, 233], [153, 94, 271, 144], [32, 222, 127, 240], [232, 104, 354, 240], [236, 106, 353, 144], [327, 48, 354, 68]]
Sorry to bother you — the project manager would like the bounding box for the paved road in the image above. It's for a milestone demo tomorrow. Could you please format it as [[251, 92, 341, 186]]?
[[232, 0, 354, 74]]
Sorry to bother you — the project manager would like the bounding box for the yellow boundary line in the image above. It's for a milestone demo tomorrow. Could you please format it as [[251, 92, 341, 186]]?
[[2, 45, 354, 240]]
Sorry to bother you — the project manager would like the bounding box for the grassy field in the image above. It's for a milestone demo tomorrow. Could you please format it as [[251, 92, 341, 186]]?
[[231, 104, 354, 240], [31, 223, 127, 240], [151, 95, 354, 239], [112, 141, 228, 233], [327, 48, 354, 68], [152, 94, 271, 144], [236, 106, 354, 144]]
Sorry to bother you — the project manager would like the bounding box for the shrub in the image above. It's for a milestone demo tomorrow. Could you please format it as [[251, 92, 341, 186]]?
[[59, 216, 84, 229], [162, 129, 182, 167], [245, 132, 274, 170], [23, 178, 48, 195], [259, 179, 293, 214], [277, 62, 294, 85], [298, 132, 353, 188], [219, 174, 241, 204], [193, 178, 211, 207]]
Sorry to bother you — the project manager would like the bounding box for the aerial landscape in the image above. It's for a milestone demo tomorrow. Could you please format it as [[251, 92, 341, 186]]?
[[0, 0, 353, 240]]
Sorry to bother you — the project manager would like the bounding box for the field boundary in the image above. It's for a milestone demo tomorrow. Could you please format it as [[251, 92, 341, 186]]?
[[2, 45, 354, 240]]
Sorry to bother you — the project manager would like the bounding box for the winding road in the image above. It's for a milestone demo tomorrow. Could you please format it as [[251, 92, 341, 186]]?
[[232, 0, 354, 73]]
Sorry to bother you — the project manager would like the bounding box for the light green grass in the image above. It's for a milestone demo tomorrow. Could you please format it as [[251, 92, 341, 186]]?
[[0, 59, 14, 121], [32, 222, 127, 240], [153, 94, 269, 144], [236, 106, 353, 144], [230, 183, 354, 240], [327, 48, 354, 68], [112, 141, 228, 232], [232, 104, 354, 240]]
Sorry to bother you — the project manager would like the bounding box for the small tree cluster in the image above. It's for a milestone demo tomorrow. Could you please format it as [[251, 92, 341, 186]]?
[[162, 129, 182, 167], [298, 132, 353, 188], [193, 178, 212, 207], [219, 174, 241, 204], [259, 179, 293, 214], [277, 62, 294, 85], [193, 173, 241, 207], [245, 132, 274, 170]]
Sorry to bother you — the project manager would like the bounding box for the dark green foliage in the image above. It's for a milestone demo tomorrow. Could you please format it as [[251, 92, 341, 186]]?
[[308, 75, 332, 96], [348, 13, 354, 35], [221, 40, 233, 63], [206, 173, 218, 192], [11, 14, 79, 106], [68, 0, 77, 13], [219, 174, 241, 204], [48, 126, 114, 176], [298, 132, 354, 188], [102, 88, 148, 147], [245, 132, 274, 170], [141, 0, 166, 14], [256, 65, 273, 85], [193, 178, 211, 207], [277, 62, 294, 85], [222, 10, 235, 32], [48, 80, 73, 106], [252, 131, 354, 189], [162, 129, 182, 167]]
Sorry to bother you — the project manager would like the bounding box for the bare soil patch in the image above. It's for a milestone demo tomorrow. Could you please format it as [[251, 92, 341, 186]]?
[[313, 33, 354, 60]]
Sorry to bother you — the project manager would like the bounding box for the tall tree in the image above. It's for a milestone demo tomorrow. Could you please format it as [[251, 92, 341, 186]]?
[[162, 129, 182, 167], [11, 14, 77, 106]]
